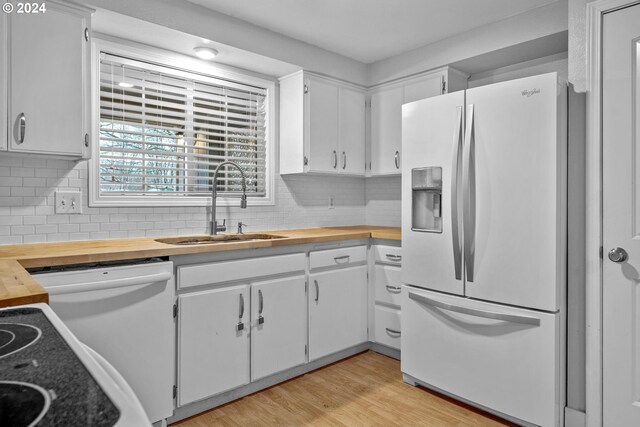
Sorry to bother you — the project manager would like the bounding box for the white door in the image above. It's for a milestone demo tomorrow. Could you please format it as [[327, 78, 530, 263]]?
[[401, 91, 465, 296], [9, 4, 87, 155], [371, 87, 403, 175], [602, 4, 640, 425], [251, 275, 307, 381], [306, 76, 339, 173], [308, 266, 367, 360], [0, 14, 6, 151], [178, 285, 250, 406], [463, 73, 564, 312], [338, 87, 365, 175]]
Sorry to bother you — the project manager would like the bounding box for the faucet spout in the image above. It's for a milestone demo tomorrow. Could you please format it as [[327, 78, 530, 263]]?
[[211, 161, 248, 235]]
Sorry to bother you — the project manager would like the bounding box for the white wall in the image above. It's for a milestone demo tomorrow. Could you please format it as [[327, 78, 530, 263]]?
[[367, 1, 568, 86], [83, 0, 368, 85], [0, 157, 365, 244], [365, 177, 401, 227]]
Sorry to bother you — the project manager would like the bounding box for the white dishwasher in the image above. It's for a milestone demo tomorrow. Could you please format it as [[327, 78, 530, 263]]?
[[32, 260, 175, 424]]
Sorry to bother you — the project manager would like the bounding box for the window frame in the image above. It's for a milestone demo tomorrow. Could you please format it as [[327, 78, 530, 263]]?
[[89, 38, 276, 207]]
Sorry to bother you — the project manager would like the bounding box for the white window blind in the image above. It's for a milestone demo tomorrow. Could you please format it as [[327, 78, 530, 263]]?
[[98, 53, 267, 199]]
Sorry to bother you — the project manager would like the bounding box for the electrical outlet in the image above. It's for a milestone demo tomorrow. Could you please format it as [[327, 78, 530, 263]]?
[[55, 191, 82, 214], [328, 196, 335, 209]]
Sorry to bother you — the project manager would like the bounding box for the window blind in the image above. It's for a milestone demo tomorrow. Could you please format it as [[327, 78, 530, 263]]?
[[98, 53, 267, 198]]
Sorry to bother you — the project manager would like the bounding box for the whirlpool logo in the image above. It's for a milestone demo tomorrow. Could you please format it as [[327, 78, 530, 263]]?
[[521, 88, 541, 97]]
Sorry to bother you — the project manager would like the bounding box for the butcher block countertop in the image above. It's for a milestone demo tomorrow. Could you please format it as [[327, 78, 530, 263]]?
[[0, 226, 400, 307]]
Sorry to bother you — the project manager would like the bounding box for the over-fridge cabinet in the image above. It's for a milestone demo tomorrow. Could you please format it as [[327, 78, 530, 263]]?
[[0, 0, 92, 157], [278, 67, 467, 177]]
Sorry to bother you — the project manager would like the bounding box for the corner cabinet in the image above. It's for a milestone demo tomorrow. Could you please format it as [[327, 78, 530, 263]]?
[[4, 1, 91, 157], [308, 246, 368, 360], [280, 71, 366, 176], [368, 67, 468, 176]]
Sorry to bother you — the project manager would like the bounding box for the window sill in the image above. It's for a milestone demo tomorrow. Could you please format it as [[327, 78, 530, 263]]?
[[88, 195, 275, 208]]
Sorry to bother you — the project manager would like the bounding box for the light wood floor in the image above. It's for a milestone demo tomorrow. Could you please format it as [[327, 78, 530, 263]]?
[[172, 351, 515, 427]]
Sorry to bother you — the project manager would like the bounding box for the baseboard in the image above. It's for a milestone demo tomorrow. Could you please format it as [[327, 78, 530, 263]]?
[[369, 342, 400, 360], [167, 342, 370, 424], [564, 407, 586, 427]]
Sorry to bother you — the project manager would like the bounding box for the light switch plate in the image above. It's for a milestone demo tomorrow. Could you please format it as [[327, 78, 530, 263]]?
[[55, 191, 82, 214]]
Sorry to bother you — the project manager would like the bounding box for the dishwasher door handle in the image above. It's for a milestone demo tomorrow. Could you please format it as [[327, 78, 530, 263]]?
[[46, 271, 172, 296]]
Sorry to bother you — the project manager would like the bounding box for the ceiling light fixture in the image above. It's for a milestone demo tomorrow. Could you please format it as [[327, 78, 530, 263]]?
[[193, 46, 218, 60]]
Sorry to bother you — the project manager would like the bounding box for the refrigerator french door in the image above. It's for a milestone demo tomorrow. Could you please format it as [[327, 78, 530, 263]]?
[[401, 73, 566, 427]]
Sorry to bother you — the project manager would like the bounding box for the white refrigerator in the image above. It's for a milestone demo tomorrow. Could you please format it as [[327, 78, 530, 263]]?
[[401, 73, 566, 427]]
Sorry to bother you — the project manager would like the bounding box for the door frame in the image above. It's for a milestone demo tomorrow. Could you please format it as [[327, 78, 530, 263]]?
[[586, 1, 640, 426]]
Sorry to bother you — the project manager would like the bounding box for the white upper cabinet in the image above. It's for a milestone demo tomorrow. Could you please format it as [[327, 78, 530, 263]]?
[[368, 67, 467, 176], [338, 87, 366, 175], [279, 71, 366, 176], [370, 86, 403, 175], [307, 76, 339, 173], [6, 1, 91, 157]]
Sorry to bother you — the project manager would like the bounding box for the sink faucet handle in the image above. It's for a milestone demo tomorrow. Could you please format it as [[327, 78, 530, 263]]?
[[237, 222, 247, 234]]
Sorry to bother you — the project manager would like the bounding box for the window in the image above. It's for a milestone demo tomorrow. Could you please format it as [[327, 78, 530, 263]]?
[[90, 45, 274, 206]]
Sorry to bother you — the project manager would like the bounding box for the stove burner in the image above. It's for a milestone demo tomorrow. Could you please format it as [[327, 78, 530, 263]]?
[[0, 324, 41, 359], [0, 381, 51, 427]]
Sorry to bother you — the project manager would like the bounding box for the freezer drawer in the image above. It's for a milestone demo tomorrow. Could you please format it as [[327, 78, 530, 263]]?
[[401, 287, 563, 427]]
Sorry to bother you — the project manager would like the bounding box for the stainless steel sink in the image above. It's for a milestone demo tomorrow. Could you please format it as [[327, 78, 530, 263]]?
[[155, 234, 286, 246]]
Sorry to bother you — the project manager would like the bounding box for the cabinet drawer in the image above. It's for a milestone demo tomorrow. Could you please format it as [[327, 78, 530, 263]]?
[[373, 245, 402, 265], [374, 305, 401, 350], [374, 265, 402, 306], [178, 253, 306, 289], [309, 245, 367, 270]]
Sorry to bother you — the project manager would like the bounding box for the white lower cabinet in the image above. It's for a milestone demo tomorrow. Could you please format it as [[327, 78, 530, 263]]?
[[309, 265, 368, 360], [374, 305, 401, 350], [251, 275, 307, 381], [178, 285, 250, 406]]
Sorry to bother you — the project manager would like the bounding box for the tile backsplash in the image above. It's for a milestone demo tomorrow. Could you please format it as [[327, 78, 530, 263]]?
[[0, 155, 405, 245]]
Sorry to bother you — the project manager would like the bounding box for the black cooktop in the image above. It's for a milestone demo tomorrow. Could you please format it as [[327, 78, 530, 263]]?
[[0, 307, 120, 426]]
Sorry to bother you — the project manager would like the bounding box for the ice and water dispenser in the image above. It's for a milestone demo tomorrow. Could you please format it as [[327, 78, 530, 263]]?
[[411, 167, 442, 233]]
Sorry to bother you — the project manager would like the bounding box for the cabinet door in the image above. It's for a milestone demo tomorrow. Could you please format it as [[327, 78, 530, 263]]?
[[178, 285, 250, 406], [309, 265, 367, 360], [338, 87, 365, 175], [9, 4, 87, 155], [370, 87, 403, 175], [251, 275, 307, 381], [306, 76, 339, 173], [403, 75, 443, 104], [0, 14, 5, 151]]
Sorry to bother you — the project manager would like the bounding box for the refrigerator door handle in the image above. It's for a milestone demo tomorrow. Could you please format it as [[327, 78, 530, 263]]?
[[451, 106, 463, 280], [463, 104, 476, 282], [408, 291, 541, 326]]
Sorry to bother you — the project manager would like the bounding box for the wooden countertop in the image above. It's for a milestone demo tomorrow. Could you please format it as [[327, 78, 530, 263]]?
[[0, 226, 399, 308]]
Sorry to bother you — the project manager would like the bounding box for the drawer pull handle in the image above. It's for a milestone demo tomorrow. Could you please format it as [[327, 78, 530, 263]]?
[[334, 255, 350, 263], [385, 254, 402, 262], [385, 285, 401, 294], [408, 292, 541, 326], [385, 328, 401, 336]]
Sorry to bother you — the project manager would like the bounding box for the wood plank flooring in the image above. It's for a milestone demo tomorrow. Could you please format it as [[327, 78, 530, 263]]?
[[172, 351, 515, 427]]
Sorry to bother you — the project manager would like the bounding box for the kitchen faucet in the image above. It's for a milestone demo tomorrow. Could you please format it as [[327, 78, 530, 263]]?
[[211, 161, 247, 235]]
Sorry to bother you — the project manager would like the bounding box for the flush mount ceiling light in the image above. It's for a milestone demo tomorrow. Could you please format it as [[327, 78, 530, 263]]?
[[193, 46, 218, 60]]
